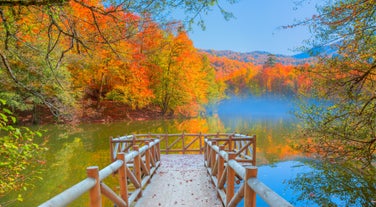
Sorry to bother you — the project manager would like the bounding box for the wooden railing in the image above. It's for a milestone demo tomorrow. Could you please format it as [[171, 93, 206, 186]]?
[[204, 138, 293, 207], [39, 139, 161, 207], [39, 133, 292, 207], [110, 133, 241, 160]]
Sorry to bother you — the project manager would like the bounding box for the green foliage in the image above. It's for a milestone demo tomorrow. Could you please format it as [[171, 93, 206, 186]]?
[[0, 92, 32, 111], [0, 100, 47, 200], [0, 6, 76, 119], [264, 54, 276, 68], [150, 32, 198, 115], [201, 56, 227, 105], [295, 0, 376, 166], [105, 89, 124, 101], [296, 94, 375, 164]]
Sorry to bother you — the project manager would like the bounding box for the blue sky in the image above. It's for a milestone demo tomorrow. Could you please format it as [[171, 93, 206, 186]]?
[[185, 0, 318, 56]]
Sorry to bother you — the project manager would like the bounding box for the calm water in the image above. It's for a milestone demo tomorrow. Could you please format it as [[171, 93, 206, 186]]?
[[1, 97, 375, 206]]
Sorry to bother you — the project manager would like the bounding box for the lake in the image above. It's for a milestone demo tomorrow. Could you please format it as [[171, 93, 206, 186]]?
[[1, 97, 375, 206]]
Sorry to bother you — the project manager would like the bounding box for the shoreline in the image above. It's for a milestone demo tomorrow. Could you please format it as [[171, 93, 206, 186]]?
[[15, 101, 177, 126]]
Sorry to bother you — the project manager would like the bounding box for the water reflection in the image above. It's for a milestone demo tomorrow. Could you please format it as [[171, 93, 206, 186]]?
[[237, 160, 315, 206], [1, 97, 375, 206], [218, 115, 300, 165], [2, 116, 299, 206], [287, 159, 376, 207], [216, 95, 296, 119]]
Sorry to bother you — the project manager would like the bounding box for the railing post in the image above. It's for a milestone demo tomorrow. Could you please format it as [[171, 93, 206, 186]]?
[[132, 134, 136, 146], [199, 132, 203, 154], [226, 153, 236, 206], [157, 140, 161, 161], [182, 132, 185, 154], [217, 145, 225, 180], [150, 141, 156, 167], [244, 166, 258, 207], [150, 141, 154, 159], [210, 141, 217, 169], [87, 166, 101, 207], [228, 134, 233, 151], [204, 139, 207, 162], [207, 140, 212, 167], [117, 153, 128, 206], [165, 134, 168, 155], [133, 145, 142, 198], [252, 135, 257, 166], [145, 141, 151, 175], [110, 137, 114, 162]]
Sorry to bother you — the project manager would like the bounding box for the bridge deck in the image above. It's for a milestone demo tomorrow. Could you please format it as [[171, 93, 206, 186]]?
[[135, 154, 222, 207]]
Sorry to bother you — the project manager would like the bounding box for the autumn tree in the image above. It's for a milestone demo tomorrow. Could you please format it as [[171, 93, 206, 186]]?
[[66, 11, 157, 109], [110, 17, 163, 109], [0, 5, 76, 119], [201, 56, 227, 105], [148, 30, 220, 116], [150, 30, 199, 115], [0, 0, 239, 119], [294, 0, 376, 166], [257, 64, 300, 95]]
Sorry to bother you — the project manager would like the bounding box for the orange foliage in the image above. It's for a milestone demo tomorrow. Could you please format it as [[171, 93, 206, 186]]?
[[63, 4, 218, 115], [2, 0, 314, 117], [204, 52, 313, 96], [174, 118, 210, 133]]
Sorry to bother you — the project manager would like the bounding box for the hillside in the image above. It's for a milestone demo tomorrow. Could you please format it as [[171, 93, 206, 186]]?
[[201, 49, 314, 66]]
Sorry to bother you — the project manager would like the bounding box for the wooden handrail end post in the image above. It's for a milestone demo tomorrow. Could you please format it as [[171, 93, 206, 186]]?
[[87, 166, 102, 207], [244, 166, 258, 207]]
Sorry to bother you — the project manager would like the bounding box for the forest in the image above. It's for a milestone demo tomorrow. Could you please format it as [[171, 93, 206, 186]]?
[[0, 0, 375, 205], [0, 0, 314, 123]]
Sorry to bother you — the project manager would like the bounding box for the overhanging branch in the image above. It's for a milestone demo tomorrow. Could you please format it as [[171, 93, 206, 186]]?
[[0, 49, 61, 117], [0, 0, 67, 6]]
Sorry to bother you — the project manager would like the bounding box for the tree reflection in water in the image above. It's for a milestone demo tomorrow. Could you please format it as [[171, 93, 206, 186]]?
[[287, 159, 376, 207]]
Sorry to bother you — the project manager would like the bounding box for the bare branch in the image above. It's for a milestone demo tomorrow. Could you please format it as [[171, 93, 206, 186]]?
[[0, 0, 66, 6]]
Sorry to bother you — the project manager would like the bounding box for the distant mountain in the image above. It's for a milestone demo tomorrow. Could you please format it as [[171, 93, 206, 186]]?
[[201, 49, 315, 66], [292, 43, 340, 59]]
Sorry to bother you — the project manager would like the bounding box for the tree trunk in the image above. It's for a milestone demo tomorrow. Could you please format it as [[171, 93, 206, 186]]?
[[96, 72, 105, 109]]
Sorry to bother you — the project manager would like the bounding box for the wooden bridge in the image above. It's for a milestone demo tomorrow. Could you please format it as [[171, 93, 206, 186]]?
[[39, 133, 293, 207]]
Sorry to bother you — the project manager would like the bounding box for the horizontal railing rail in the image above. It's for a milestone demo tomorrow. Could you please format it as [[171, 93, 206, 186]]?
[[110, 132, 246, 161], [39, 139, 161, 207], [204, 139, 293, 207]]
